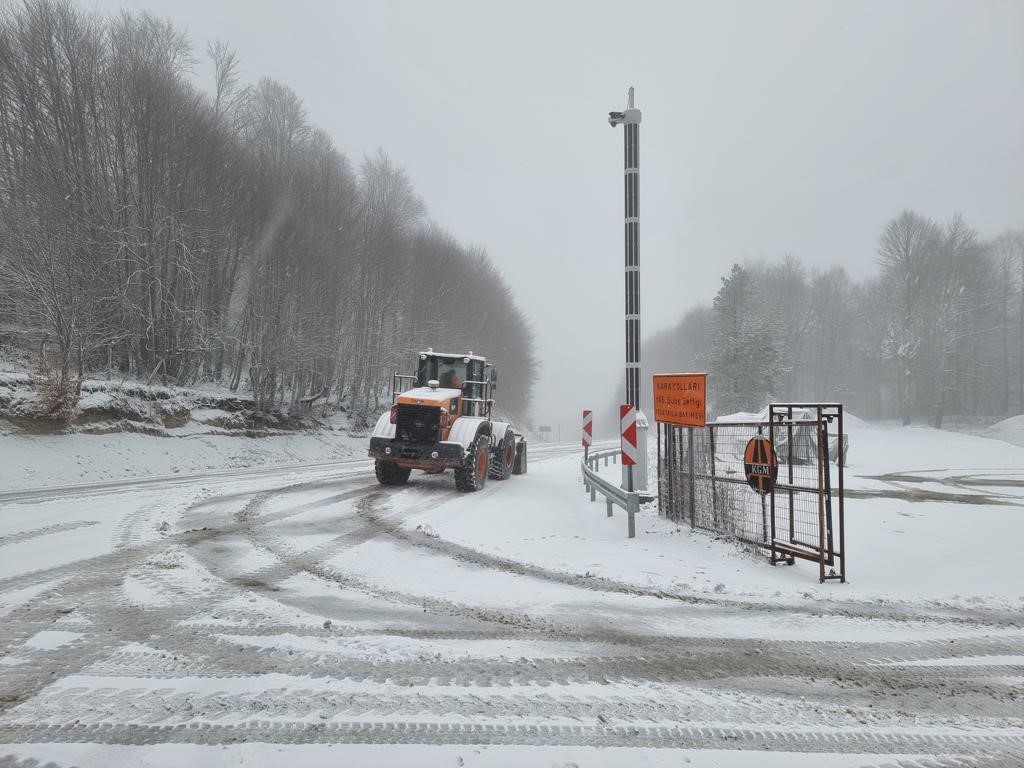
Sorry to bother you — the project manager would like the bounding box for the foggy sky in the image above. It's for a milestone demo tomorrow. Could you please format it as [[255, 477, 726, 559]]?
[[88, 0, 1024, 436]]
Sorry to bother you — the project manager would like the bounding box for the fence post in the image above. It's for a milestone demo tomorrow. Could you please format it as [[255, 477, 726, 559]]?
[[666, 426, 675, 522], [687, 426, 696, 528], [837, 406, 846, 583], [656, 421, 662, 509], [761, 495, 768, 545], [708, 424, 718, 527], [786, 407, 795, 544], [816, 405, 827, 583]]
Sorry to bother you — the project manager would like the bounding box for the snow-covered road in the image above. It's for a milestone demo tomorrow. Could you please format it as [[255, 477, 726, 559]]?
[[1, 440, 1022, 767]]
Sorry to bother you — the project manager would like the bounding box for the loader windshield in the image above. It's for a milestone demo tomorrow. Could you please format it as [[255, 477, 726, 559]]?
[[417, 356, 468, 390]]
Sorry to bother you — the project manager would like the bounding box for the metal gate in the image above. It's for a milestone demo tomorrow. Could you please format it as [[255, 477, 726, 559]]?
[[768, 404, 846, 582], [656, 402, 846, 583]]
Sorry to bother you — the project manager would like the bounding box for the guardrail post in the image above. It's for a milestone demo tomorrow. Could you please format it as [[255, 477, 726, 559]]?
[[627, 493, 638, 538], [590, 483, 596, 502], [606, 498, 613, 517]]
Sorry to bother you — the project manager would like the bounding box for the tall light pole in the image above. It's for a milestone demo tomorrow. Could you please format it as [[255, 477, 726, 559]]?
[[608, 87, 648, 492]]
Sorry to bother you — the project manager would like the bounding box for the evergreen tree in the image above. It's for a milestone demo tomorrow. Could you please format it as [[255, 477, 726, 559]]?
[[705, 265, 782, 416]]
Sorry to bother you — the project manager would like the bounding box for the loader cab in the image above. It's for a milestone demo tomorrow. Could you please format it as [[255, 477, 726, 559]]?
[[414, 352, 491, 418]]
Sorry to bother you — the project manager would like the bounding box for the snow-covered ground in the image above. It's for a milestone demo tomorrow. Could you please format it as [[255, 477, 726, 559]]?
[[0, 424, 367, 492], [0, 744, 965, 768], [406, 420, 1024, 613], [1, 421, 1022, 766]]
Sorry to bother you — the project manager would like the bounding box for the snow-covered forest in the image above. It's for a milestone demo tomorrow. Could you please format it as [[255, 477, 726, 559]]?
[[0, 0, 537, 424], [645, 213, 1024, 426]]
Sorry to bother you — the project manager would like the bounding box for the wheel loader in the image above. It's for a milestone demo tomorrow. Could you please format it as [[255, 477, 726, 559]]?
[[368, 350, 527, 491]]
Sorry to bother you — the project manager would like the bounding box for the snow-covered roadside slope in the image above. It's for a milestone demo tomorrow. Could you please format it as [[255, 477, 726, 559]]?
[[0, 428, 367, 491], [0, 372, 378, 490]]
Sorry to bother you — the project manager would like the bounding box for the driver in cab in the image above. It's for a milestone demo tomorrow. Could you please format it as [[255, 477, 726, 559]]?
[[440, 370, 463, 389]]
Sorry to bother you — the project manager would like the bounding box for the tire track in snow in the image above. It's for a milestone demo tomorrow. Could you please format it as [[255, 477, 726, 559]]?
[[0, 521, 99, 549], [3, 449, 1022, 756], [353, 478, 1023, 630], [1, 720, 1022, 753]]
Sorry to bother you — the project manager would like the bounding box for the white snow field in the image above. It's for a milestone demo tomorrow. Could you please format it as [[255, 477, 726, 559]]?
[[0, 422, 1022, 767]]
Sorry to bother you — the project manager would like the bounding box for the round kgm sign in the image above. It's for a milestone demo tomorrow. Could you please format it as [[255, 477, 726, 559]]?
[[743, 436, 778, 495]]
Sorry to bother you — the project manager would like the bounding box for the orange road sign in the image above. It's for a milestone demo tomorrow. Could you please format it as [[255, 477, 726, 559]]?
[[743, 436, 778, 495], [653, 373, 707, 427]]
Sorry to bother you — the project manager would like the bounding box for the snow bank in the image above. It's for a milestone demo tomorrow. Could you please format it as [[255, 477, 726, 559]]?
[[984, 414, 1024, 447], [0, 372, 381, 490], [0, 428, 367, 491], [0, 374, 327, 435], [715, 406, 867, 430]]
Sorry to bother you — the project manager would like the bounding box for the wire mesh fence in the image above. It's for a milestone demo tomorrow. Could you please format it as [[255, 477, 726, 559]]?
[[658, 422, 771, 547]]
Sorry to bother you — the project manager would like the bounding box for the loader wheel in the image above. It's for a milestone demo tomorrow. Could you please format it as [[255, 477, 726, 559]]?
[[512, 440, 527, 475], [455, 435, 489, 492], [488, 433, 515, 480], [375, 460, 411, 486]]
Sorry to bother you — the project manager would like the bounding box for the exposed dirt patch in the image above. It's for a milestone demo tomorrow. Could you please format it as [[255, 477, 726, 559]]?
[[233, 577, 280, 592]]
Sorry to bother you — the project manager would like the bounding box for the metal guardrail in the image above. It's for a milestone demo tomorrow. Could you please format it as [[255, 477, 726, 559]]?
[[581, 447, 641, 538]]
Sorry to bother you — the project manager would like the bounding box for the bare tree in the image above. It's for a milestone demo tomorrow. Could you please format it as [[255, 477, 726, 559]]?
[[0, 1, 538, 424], [877, 211, 943, 424]]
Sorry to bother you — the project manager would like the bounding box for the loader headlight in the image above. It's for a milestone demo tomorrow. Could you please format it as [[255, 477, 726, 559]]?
[[384, 447, 392, 455], [430, 451, 439, 459]]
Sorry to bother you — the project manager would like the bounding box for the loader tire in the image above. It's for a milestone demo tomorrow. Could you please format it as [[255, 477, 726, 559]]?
[[455, 435, 489, 492], [375, 460, 411, 486], [488, 432, 515, 480], [512, 440, 527, 475]]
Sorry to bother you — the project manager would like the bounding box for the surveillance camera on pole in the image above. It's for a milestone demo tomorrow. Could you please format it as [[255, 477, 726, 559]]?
[[607, 87, 648, 493]]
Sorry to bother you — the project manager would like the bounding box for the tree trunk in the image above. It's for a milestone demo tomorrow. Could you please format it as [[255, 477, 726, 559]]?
[[900, 358, 912, 426]]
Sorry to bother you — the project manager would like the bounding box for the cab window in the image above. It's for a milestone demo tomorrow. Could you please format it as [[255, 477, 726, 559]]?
[[417, 356, 468, 389], [436, 361, 467, 389]]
